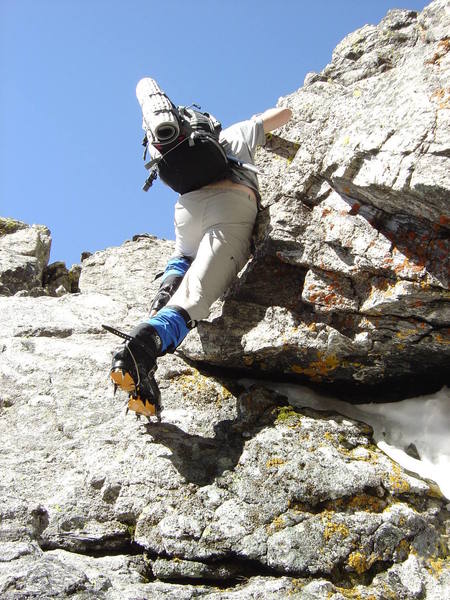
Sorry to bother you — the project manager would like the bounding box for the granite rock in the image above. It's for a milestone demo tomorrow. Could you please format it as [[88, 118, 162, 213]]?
[[0, 217, 51, 296], [179, 0, 450, 390], [1, 2, 449, 599]]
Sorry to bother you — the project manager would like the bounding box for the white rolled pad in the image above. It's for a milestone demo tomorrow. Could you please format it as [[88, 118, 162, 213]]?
[[136, 78, 179, 144]]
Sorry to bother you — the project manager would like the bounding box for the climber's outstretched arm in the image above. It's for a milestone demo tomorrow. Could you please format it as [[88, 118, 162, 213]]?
[[261, 107, 292, 133]]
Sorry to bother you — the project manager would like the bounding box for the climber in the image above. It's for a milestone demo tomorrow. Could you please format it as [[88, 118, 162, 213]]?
[[106, 104, 292, 417]]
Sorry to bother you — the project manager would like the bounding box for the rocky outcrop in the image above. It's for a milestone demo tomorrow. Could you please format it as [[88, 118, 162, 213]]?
[[0, 283, 448, 597], [0, 2, 449, 598], [78, 233, 175, 311], [1, 241, 449, 599], [0, 217, 81, 297], [43, 261, 81, 296], [180, 0, 450, 392], [0, 217, 51, 296]]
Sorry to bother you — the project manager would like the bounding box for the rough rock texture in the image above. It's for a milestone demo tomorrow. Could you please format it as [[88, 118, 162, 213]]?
[[1, 238, 449, 600], [0, 217, 82, 297], [43, 261, 81, 295], [0, 279, 449, 598], [180, 0, 450, 392], [0, 217, 51, 296], [78, 233, 175, 312], [1, 2, 449, 599]]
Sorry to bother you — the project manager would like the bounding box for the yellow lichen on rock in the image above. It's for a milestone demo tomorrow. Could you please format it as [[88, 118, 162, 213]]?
[[345, 494, 386, 513], [266, 514, 286, 534], [321, 511, 350, 541], [426, 556, 448, 577], [173, 368, 234, 403], [347, 550, 375, 575], [275, 405, 302, 428], [266, 457, 286, 468], [388, 464, 411, 494]]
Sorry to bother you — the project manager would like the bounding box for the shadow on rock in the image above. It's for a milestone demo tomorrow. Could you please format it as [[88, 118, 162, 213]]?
[[264, 133, 300, 162], [144, 387, 282, 486], [337, 188, 449, 287]]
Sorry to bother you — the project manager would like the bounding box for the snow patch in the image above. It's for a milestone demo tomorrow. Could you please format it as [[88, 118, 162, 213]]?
[[241, 381, 450, 502]]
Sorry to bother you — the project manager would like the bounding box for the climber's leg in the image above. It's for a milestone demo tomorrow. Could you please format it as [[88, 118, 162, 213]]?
[[147, 193, 204, 316], [147, 305, 193, 353], [150, 256, 192, 314], [168, 188, 257, 321]]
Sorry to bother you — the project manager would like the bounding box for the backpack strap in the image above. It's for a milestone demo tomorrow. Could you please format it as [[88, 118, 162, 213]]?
[[142, 168, 158, 192], [226, 155, 262, 175]]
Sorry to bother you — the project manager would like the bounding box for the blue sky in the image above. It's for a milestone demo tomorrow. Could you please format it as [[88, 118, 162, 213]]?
[[1, 0, 429, 267]]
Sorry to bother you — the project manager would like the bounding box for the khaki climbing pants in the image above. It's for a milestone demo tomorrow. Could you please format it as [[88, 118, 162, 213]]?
[[167, 187, 258, 322]]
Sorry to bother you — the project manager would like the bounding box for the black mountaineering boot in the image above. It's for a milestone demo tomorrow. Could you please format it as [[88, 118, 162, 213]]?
[[103, 323, 163, 419]]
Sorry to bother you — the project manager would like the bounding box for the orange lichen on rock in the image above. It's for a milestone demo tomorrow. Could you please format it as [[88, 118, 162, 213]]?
[[292, 352, 340, 381], [393, 254, 425, 276], [427, 38, 450, 66], [346, 494, 386, 513], [431, 87, 450, 109]]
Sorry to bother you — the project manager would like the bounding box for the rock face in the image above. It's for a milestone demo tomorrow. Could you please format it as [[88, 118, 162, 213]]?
[[0, 217, 51, 296], [0, 279, 449, 598], [180, 0, 450, 392], [0, 2, 449, 599], [0, 217, 81, 297]]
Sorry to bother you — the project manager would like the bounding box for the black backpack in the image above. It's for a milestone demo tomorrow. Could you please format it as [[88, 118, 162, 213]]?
[[141, 105, 230, 194]]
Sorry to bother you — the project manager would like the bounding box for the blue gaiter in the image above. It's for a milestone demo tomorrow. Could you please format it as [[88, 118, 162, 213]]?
[[148, 307, 190, 353], [161, 256, 191, 281]]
